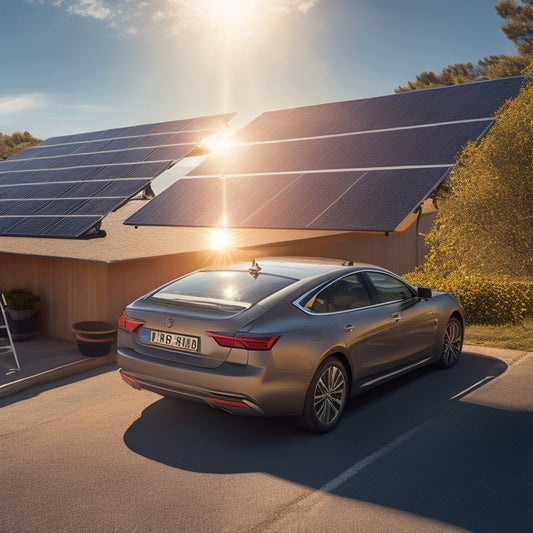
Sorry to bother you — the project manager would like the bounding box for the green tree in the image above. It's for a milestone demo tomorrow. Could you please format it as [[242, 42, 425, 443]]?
[[421, 81, 533, 280], [478, 53, 531, 77], [396, 1, 533, 92], [395, 56, 528, 92], [396, 63, 477, 92], [496, 0, 533, 57], [0, 131, 42, 160]]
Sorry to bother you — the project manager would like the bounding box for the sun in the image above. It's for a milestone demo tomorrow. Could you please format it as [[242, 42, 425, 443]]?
[[204, 0, 261, 31]]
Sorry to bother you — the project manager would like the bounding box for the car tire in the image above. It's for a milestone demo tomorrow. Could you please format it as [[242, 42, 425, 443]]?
[[295, 356, 348, 434], [438, 317, 463, 369]]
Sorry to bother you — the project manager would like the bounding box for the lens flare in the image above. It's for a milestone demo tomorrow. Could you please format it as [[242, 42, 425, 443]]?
[[210, 228, 231, 250]]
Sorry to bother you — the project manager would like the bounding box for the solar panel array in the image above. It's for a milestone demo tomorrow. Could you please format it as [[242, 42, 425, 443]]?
[[0, 113, 234, 238], [125, 76, 525, 232]]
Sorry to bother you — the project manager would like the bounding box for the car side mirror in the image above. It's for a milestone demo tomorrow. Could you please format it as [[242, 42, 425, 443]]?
[[417, 286, 432, 299]]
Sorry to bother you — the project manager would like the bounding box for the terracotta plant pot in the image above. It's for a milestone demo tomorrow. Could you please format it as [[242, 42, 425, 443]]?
[[72, 321, 116, 357]]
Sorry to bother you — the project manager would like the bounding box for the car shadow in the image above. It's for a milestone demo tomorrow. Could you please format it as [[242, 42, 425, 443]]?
[[124, 351, 505, 477], [122, 352, 531, 531]]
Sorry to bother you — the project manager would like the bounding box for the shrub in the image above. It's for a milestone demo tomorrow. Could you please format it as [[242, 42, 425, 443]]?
[[403, 270, 530, 325], [3, 289, 40, 311]]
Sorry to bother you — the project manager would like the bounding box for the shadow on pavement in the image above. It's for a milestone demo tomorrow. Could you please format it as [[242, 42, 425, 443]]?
[[122, 351, 533, 531], [123, 353, 506, 473]]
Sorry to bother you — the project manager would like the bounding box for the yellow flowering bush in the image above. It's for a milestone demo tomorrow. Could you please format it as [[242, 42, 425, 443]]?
[[403, 270, 531, 325]]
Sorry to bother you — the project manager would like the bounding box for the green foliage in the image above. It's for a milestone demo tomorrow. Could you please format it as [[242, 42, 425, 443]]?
[[396, 1, 533, 93], [422, 80, 533, 281], [478, 54, 531, 78], [3, 289, 40, 311], [496, 0, 533, 57], [403, 270, 531, 325], [395, 56, 528, 92], [0, 131, 42, 160]]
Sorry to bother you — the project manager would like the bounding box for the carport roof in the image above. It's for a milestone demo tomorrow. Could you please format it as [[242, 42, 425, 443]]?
[[0, 201, 350, 263]]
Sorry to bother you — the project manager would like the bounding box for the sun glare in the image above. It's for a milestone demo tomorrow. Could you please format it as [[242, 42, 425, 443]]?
[[201, 128, 234, 153], [210, 228, 231, 250], [207, 0, 259, 31]]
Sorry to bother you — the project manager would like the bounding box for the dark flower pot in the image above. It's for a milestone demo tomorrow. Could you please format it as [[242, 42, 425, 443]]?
[[6, 308, 40, 341], [72, 321, 116, 357]]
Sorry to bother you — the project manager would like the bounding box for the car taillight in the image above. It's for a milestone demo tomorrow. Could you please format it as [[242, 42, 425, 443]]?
[[118, 312, 145, 332], [209, 333, 279, 350]]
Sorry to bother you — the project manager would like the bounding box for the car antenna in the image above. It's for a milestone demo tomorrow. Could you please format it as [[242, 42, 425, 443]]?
[[248, 259, 262, 278]]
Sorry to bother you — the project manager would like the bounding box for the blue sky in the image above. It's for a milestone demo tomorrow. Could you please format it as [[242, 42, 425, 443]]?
[[0, 0, 516, 140]]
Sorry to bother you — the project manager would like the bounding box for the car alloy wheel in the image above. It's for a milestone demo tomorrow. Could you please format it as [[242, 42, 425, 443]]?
[[297, 356, 348, 433], [438, 317, 463, 369]]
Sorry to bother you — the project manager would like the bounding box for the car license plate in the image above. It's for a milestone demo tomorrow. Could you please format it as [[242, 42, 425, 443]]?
[[149, 330, 199, 352]]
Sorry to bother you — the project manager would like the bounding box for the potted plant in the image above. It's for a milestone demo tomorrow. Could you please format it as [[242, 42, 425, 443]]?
[[3, 289, 40, 340], [72, 321, 116, 357]]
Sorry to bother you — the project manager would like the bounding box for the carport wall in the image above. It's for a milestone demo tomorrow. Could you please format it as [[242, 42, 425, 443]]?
[[0, 251, 218, 341], [0, 209, 434, 341]]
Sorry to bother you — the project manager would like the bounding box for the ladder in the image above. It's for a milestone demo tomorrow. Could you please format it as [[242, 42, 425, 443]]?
[[0, 293, 21, 371]]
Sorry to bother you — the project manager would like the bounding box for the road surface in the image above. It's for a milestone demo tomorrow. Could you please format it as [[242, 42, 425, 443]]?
[[1, 347, 532, 532]]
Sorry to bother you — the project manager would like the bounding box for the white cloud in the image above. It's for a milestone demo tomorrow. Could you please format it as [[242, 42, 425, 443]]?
[[45, 0, 321, 35], [0, 93, 46, 115], [50, 0, 112, 20], [66, 103, 110, 111], [67, 0, 111, 19], [296, 1, 319, 14]]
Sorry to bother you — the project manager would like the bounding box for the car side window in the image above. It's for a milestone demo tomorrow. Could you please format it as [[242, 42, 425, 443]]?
[[365, 271, 415, 303], [303, 273, 372, 313]]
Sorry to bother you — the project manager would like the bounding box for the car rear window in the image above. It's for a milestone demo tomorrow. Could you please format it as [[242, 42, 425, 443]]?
[[151, 270, 297, 309]]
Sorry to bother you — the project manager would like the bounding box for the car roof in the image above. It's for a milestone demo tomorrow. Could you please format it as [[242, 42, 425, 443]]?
[[203, 257, 376, 281]]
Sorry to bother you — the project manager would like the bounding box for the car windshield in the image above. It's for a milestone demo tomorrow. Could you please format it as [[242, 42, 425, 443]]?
[[151, 270, 297, 310]]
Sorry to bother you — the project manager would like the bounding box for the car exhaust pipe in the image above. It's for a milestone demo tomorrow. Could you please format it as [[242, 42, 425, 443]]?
[[216, 407, 234, 415]]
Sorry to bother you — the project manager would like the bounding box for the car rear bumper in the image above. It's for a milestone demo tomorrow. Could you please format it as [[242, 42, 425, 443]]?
[[117, 347, 309, 417]]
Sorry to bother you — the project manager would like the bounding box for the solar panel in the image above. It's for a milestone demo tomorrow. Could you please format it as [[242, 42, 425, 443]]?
[[1, 200, 48, 216], [0, 112, 235, 238], [26, 182, 74, 198], [2, 216, 60, 236], [232, 76, 525, 143], [126, 77, 525, 232], [41, 216, 102, 238], [34, 199, 85, 216]]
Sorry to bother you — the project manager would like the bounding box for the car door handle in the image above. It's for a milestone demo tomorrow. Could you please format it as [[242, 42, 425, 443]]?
[[344, 324, 355, 332], [390, 313, 402, 323]]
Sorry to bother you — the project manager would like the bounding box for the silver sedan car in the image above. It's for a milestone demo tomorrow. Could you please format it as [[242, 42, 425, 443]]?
[[117, 257, 464, 433]]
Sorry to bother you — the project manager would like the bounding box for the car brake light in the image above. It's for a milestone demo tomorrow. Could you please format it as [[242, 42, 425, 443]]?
[[118, 312, 145, 332], [119, 370, 141, 390], [206, 398, 251, 409], [209, 333, 279, 350]]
